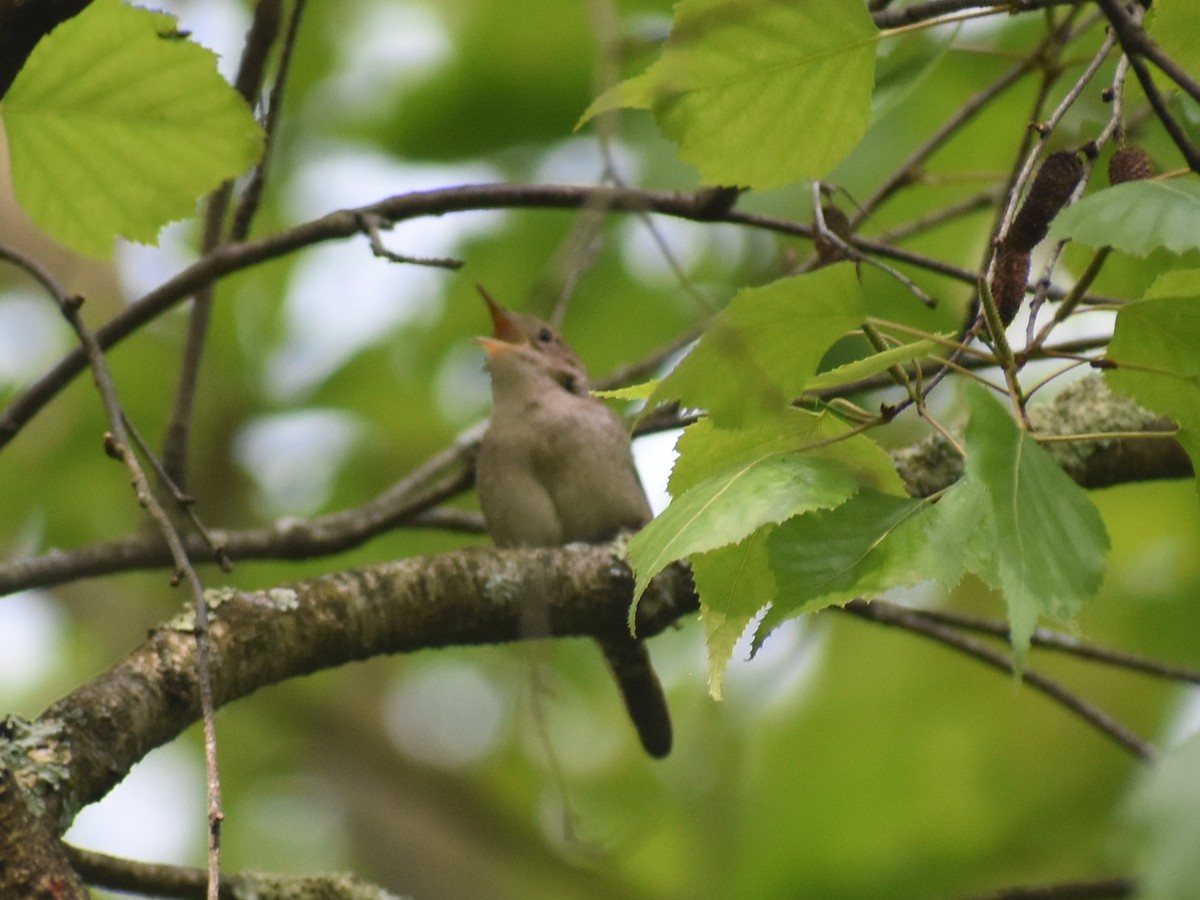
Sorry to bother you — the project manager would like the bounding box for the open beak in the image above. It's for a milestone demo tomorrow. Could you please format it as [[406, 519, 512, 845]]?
[[475, 284, 526, 357]]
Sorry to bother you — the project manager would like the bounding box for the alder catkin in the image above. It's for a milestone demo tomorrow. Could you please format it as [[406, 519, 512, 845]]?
[[990, 246, 1031, 326], [1005, 151, 1084, 252], [1108, 146, 1154, 185]]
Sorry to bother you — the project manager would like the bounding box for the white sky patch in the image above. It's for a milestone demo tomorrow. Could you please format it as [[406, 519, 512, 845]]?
[[633, 428, 680, 517], [1164, 690, 1200, 747], [65, 745, 204, 864], [0, 591, 64, 696], [285, 146, 504, 224], [720, 614, 825, 717], [619, 216, 747, 285], [115, 220, 197, 302], [0, 294, 70, 386], [433, 340, 491, 426], [533, 136, 640, 185], [317, 0, 452, 120], [268, 149, 506, 399], [157, 0, 250, 82], [233, 409, 366, 518]]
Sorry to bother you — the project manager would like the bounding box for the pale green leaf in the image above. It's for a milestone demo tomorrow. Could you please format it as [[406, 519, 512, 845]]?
[[1, 0, 263, 256], [1105, 291, 1200, 489], [628, 450, 860, 604], [582, 68, 655, 120], [581, 0, 878, 188], [668, 410, 905, 499], [652, 264, 865, 426], [805, 337, 940, 392], [592, 380, 659, 401], [960, 385, 1110, 662], [693, 530, 776, 700], [1144, 268, 1200, 300], [1147, 0, 1200, 79], [632, 406, 903, 620], [762, 491, 933, 631], [922, 476, 997, 589], [1049, 181, 1200, 257]]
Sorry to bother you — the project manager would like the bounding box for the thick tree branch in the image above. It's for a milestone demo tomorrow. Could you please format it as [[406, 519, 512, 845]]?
[[954, 875, 1135, 899], [892, 376, 1191, 498], [7, 544, 696, 833], [65, 844, 401, 900], [872, 0, 1077, 30], [0, 765, 88, 899]]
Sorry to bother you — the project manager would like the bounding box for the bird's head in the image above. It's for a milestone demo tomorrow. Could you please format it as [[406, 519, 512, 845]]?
[[475, 285, 589, 396]]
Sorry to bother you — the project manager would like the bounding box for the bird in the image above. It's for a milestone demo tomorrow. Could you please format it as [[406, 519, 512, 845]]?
[[474, 285, 672, 758]]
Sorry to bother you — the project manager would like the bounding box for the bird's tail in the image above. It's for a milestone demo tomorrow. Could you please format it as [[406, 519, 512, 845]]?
[[596, 636, 673, 758]]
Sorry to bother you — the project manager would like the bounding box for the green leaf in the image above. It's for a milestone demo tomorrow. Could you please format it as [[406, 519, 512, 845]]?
[[1105, 287, 1200, 489], [581, 0, 878, 188], [629, 451, 860, 606], [805, 337, 940, 392], [694, 530, 776, 700], [668, 409, 904, 499], [1049, 181, 1200, 257], [0, 0, 263, 257], [1147, 0, 1200, 79], [631, 408, 903, 617], [651, 264, 865, 426], [761, 491, 933, 638], [956, 385, 1110, 662], [1144, 268, 1200, 300], [592, 380, 659, 401], [871, 24, 957, 123], [922, 476, 997, 589]]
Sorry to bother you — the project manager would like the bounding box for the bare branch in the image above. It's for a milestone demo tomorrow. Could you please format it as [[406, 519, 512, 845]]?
[[0, 182, 1129, 451], [0, 243, 228, 894], [840, 600, 1157, 761]]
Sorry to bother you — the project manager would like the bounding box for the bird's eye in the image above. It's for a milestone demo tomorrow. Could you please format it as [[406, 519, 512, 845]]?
[[537, 327, 554, 343]]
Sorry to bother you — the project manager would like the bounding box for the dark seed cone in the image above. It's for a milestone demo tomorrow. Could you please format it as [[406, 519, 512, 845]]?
[[1108, 146, 1154, 185], [815, 205, 854, 266], [1005, 151, 1084, 252], [991, 246, 1031, 326]]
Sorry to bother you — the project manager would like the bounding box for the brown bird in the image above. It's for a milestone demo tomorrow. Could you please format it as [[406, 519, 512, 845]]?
[[474, 286, 672, 758]]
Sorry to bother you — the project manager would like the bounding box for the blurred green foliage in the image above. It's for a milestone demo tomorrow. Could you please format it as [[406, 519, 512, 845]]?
[[1, 2, 1198, 899]]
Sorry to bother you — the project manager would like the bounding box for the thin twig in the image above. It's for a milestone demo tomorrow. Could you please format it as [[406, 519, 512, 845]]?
[[121, 412, 233, 572], [812, 185, 936, 308], [0, 243, 226, 895], [871, 0, 1076, 30], [908, 606, 1200, 683], [161, 0, 284, 490], [873, 189, 1001, 245], [355, 212, 464, 269], [851, 43, 1044, 228], [1092, 0, 1200, 105], [841, 599, 1158, 761], [229, 0, 304, 242]]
